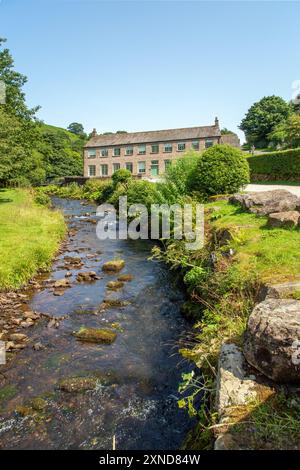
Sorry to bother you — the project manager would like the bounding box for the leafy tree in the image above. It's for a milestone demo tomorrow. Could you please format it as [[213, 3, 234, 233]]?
[[221, 128, 234, 135], [0, 37, 39, 120], [67, 122, 85, 136], [269, 114, 300, 149], [190, 145, 249, 197], [240, 96, 292, 148], [111, 168, 132, 190]]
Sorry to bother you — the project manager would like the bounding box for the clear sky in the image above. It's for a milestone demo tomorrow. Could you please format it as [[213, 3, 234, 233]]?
[[1, 0, 299, 141]]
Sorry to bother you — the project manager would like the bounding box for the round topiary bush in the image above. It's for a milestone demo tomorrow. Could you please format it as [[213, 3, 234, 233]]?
[[190, 144, 250, 196]]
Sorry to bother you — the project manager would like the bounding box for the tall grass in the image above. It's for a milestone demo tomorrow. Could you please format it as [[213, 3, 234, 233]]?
[[0, 189, 66, 290]]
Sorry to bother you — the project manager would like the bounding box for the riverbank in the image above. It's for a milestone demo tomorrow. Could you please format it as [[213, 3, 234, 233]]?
[[0, 189, 66, 291]]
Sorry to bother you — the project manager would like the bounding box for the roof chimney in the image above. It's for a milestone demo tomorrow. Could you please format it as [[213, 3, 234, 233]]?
[[214, 117, 219, 128], [91, 128, 97, 137]]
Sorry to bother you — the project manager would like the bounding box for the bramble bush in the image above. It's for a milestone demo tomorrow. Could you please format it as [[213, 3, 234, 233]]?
[[190, 144, 250, 197]]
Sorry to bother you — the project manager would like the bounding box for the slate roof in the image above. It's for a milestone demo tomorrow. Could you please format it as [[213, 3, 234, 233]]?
[[85, 123, 221, 148]]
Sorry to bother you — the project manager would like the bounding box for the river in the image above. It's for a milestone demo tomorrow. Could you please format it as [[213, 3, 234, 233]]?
[[0, 198, 193, 450]]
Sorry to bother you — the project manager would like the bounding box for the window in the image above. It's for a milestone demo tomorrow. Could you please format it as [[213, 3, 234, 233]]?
[[164, 160, 171, 171], [192, 140, 199, 150], [126, 162, 133, 173], [125, 146, 133, 156], [151, 144, 159, 154], [177, 143, 186, 151], [113, 163, 120, 173], [100, 164, 108, 176], [87, 149, 96, 159], [88, 165, 96, 176], [113, 147, 121, 157], [101, 148, 108, 157], [138, 161, 146, 173], [138, 144, 146, 155], [164, 143, 172, 153], [205, 139, 214, 149]]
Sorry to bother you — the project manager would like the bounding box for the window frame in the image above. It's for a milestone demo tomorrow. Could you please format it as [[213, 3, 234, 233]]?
[[151, 144, 159, 154], [87, 149, 96, 159], [100, 164, 108, 176], [138, 161, 146, 173], [138, 144, 146, 155], [125, 162, 133, 173], [88, 165, 96, 176], [164, 143, 172, 153], [177, 142, 186, 152], [113, 147, 121, 157], [192, 140, 199, 150], [205, 139, 214, 149], [112, 163, 121, 174], [125, 146, 133, 156], [100, 148, 108, 157]]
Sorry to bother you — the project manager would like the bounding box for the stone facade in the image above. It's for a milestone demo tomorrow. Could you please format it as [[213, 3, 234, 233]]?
[[84, 119, 222, 178]]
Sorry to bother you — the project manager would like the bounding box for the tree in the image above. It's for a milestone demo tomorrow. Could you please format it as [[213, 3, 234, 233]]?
[[240, 96, 292, 148], [67, 122, 85, 136], [190, 145, 249, 197], [221, 128, 234, 135], [269, 114, 300, 149]]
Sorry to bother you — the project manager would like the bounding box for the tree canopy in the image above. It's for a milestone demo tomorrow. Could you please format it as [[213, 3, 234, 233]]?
[[239, 95, 292, 148]]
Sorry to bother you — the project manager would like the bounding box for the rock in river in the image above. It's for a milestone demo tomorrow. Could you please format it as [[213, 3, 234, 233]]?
[[74, 327, 117, 344], [244, 298, 300, 383], [58, 376, 98, 393], [76, 271, 99, 282], [102, 260, 125, 273]]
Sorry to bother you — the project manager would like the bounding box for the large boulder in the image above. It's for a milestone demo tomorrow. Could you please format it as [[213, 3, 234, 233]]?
[[244, 299, 300, 383], [230, 190, 300, 215], [267, 211, 300, 228]]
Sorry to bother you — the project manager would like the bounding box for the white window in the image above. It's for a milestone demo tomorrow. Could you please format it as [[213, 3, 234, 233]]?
[[100, 164, 108, 176], [87, 149, 96, 159], [138, 145, 146, 155], [88, 165, 96, 176], [113, 163, 120, 173], [101, 148, 108, 157], [138, 161, 146, 173], [177, 143, 186, 151], [126, 162, 133, 173], [125, 146, 133, 155], [205, 139, 214, 148], [164, 143, 172, 153]]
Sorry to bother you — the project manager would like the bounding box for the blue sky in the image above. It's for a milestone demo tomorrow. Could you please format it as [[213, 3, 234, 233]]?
[[1, 0, 299, 141]]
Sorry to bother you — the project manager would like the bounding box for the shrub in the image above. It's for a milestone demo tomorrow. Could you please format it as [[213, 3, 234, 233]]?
[[111, 168, 132, 189], [247, 148, 300, 181], [108, 180, 166, 211], [164, 151, 200, 196], [34, 192, 51, 206], [191, 145, 250, 197]]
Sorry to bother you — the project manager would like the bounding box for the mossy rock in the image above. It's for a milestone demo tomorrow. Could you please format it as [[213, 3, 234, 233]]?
[[106, 281, 124, 290], [58, 376, 98, 393], [0, 384, 18, 404], [117, 274, 134, 282], [99, 299, 130, 311], [102, 260, 125, 273], [30, 397, 48, 411], [74, 327, 117, 344], [15, 405, 36, 417]]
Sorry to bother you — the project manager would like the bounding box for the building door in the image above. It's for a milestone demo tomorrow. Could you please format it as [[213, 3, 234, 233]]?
[[151, 160, 159, 176]]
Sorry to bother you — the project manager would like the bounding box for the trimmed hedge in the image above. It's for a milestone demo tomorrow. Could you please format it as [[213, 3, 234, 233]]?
[[247, 148, 300, 181]]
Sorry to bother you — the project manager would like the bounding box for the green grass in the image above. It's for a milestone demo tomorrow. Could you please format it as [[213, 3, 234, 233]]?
[[0, 189, 66, 290], [207, 200, 300, 283]]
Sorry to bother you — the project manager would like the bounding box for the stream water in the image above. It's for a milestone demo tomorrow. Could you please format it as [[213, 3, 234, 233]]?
[[0, 198, 193, 450]]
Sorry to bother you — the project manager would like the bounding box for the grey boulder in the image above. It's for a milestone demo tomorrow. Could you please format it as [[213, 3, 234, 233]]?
[[230, 190, 300, 215]]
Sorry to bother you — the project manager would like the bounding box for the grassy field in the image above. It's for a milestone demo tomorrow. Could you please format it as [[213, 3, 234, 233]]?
[[0, 189, 66, 290]]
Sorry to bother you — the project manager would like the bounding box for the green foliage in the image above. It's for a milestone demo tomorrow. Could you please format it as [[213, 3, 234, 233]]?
[[111, 168, 132, 189], [34, 191, 51, 206], [164, 151, 200, 197], [67, 122, 85, 136], [247, 148, 300, 180], [221, 128, 234, 135], [190, 144, 250, 196], [240, 95, 292, 148], [108, 179, 166, 210], [269, 114, 300, 149]]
